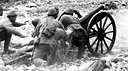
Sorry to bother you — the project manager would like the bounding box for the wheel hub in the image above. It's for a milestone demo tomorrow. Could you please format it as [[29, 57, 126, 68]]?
[[97, 28, 105, 40]]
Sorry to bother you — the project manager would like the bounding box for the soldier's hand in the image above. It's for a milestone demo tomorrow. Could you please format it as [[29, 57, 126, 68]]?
[[66, 27, 73, 38], [24, 20, 29, 25], [21, 35, 27, 38]]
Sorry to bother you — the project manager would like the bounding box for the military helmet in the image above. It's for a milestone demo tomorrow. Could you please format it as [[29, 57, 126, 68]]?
[[54, 6, 59, 13], [32, 18, 40, 27], [65, 8, 73, 15], [48, 7, 58, 16], [7, 10, 17, 17]]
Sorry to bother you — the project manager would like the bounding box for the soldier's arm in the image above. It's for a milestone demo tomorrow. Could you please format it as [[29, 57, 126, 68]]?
[[58, 12, 66, 20], [13, 22, 26, 27], [73, 9, 82, 18], [3, 23, 27, 38], [58, 21, 65, 29]]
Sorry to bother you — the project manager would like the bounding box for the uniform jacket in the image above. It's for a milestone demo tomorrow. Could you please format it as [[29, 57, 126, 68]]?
[[59, 14, 86, 38], [35, 17, 64, 45]]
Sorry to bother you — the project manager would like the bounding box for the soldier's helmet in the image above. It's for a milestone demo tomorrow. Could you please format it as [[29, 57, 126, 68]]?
[[32, 18, 40, 27], [65, 8, 73, 15], [54, 6, 59, 14], [48, 7, 58, 16], [7, 10, 17, 17]]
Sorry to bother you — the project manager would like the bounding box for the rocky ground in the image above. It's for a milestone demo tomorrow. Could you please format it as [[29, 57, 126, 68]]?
[[0, 0, 128, 71]]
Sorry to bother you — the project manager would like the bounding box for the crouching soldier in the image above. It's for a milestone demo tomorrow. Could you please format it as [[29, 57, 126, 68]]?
[[59, 8, 87, 59], [32, 7, 67, 66], [0, 10, 28, 54]]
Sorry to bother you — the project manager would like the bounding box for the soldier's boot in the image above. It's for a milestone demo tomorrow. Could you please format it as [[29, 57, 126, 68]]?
[[33, 58, 47, 67], [77, 42, 86, 59]]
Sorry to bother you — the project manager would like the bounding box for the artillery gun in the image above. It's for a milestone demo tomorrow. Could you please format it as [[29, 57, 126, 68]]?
[[80, 5, 116, 56]]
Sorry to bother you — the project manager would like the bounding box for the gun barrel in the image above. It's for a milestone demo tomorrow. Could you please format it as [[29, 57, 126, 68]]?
[[80, 5, 104, 28]]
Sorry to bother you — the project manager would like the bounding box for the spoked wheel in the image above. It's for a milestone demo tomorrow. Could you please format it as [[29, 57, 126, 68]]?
[[86, 12, 116, 56]]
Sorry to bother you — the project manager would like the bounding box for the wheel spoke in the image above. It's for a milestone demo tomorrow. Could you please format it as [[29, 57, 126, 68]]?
[[95, 40, 99, 52], [100, 19, 102, 28], [89, 28, 98, 37], [91, 37, 98, 47], [101, 40, 103, 53], [91, 28, 98, 32], [89, 33, 98, 38], [103, 38, 109, 50], [103, 17, 108, 29], [105, 36, 113, 42], [95, 23, 100, 30], [105, 31, 114, 34], [104, 22, 112, 31]]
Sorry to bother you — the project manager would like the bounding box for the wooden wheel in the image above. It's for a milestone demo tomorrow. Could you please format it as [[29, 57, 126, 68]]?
[[86, 12, 116, 56]]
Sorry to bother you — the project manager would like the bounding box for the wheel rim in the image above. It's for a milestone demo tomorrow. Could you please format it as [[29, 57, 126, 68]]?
[[87, 12, 116, 56]]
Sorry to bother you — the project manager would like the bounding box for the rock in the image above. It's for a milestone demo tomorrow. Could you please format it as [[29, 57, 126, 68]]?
[[122, 1, 126, 6], [78, 61, 94, 71], [122, 52, 128, 57], [0, 67, 7, 71], [101, 55, 113, 61], [111, 57, 124, 63], [6, 65, 13, 71], [27, 64, 36, 70], [111, 62, 116, 67], [0, 59, 6, 71], [0, 59, 5, 67], [111, 49, 120, 54], [104, 68, 110, 71], [25, 2, 37, 8], [17, 64, 28, 71], [104, 62, 111, 69], [86, 59, 106, 71], [109, 67, 116, 71], [109, 1, 118, 9], [115, 61, 127, 69], [116, 67, 122, 71], [68, 65, 78, 71]]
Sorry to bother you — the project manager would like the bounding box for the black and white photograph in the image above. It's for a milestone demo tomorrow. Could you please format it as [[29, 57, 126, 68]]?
[[0, 0, 127, 71]]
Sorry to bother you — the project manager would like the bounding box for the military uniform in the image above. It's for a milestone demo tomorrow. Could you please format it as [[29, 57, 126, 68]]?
[[0, 10, 27, 54], [33, 7, 67, 66], [59, 8, 86, 59]]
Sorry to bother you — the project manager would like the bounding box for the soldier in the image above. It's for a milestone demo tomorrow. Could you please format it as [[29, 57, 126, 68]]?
[[31, 6, 59, 38], [33, 7, 67, 66], [0, 10, 28, 54], [59, 8, 87, 59]]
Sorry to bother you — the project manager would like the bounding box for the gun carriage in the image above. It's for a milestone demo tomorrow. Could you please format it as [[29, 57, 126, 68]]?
[[79, 5, 116, 56]]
